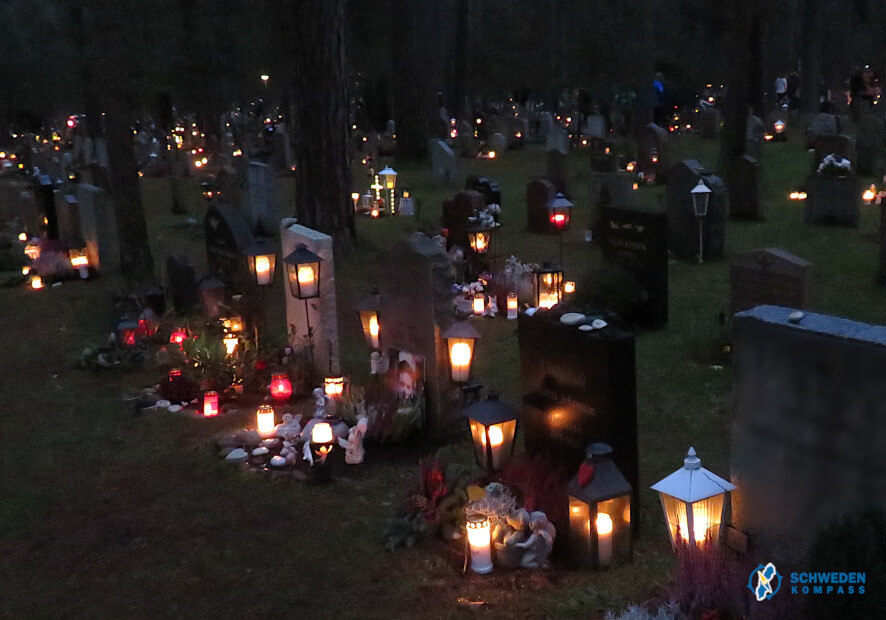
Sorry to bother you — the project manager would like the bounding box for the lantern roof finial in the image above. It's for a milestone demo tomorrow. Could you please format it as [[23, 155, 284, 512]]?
[[684, 447, 701, 470]]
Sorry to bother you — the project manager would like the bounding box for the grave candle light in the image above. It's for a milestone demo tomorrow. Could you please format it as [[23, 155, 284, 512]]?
[[269, 374, 293, 402], [506, 292, 519, 320], [222, 316, 244, 333], [256, 404, 276, 437], [245, 241, 277, 287], [356, 288, 381, 349], [533, 263, 563, 310], [651, 447, 736, 549], [467, 224, 493, 255], [567, 443, 633, 569], [138, 309, 160, 337], [116, 318, 138, 348], [462, 392, 519, 472], [203, 391, 219, 417], [30, 275, 43, 289], [68, 248, 90, 278], [379, 166, 397, 215], [863, 185, 877, 204], [473, 293, 485, 315], [223, 334, 238, 356], [466, 514, 493, 574], [310, 421, 336, 482], [324, 375, 345, 399], [284, 245, 322, 299], [170, 328, 188, 347], [442, 321, 481, 383]]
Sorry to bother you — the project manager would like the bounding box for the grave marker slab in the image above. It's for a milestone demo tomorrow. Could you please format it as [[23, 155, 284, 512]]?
[[526, 178, 557, 233], [546, 126, 569, 155], [727, 154, 762, 220], [247, 161, 277, 235], [545, 149, 568, 195], [730, 248, 811, 315], [442, 190, 484, 251], [205, 204, 255, 291], [805, 174, 859, 226], [430, 140, 455, 184], [745, 115, 765, 160]]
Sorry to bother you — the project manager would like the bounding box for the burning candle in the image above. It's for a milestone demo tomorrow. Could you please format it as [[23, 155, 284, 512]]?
[[30, 275, 43, 290], [223, 334, 238, 356], [368, 314, 380, 348], [203, 391, 219, 417], [473, 293, 485, 315], [449, 342, 472, 382], [254, 255, 271, 285], [269, 374, 293, 402], [506, 292, 518, 320], [596, 512, 613, 567], [466, 514, 493, 574], [256, 404, 276, 437]]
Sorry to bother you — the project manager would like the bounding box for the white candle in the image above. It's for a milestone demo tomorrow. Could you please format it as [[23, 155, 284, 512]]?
[[466, 514, 493, 574], [596, 512, 613, 567], [506, 293, 518, 320], [255, 255, 271, 285]]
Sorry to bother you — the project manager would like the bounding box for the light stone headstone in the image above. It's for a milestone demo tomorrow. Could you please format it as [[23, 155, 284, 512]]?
[[281, 219, 341, 375], [76, 183, 118, 274], [546, 126, 569, 155], [430, 140, 455, 184], [489, 132, 508, 152], [583, 114, 606, 138]]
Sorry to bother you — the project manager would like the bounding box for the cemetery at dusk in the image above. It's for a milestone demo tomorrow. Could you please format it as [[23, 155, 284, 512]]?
[[2, 1, 885, 618]]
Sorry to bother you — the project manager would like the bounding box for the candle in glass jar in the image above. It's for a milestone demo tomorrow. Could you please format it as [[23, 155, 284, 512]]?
[[466, 514, 493, 574]]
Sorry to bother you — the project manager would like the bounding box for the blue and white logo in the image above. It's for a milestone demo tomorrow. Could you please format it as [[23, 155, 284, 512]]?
[[749, 562, 782, 601]]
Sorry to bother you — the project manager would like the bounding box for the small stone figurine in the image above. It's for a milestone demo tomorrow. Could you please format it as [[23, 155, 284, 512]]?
[[515, 511, 556, 569], [274, 413, 303, 442], [484, 295, 498, 317], [338, 417, 369, 464], [313, 387, 327, 418]]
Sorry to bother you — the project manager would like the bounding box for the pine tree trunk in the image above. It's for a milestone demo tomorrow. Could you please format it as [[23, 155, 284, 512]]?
[[392, 0, 431, 160], [292, 0, 354, 246], [799, 0, 822, 113]]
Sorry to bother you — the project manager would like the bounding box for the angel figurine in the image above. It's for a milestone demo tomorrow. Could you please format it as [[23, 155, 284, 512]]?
[[275, 413, 303, 442], [515, 511, 556, 569], [337, 417, 369, 464], [313, 387, 327, 418]]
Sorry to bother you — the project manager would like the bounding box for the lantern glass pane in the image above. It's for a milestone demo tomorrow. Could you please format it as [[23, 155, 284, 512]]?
[[487, 419, 516, 470], [359, 310, 380, 348], [659, 493, 725, 547], [448, 337, 474, 382], [568, 496, 593, 565], [596, 495, 631, 566], [535, 271, 563, 309], [288, 261, 320, 298], [469, 419, 487, 467]]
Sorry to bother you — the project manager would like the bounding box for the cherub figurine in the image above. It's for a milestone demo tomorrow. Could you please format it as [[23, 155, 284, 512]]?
[[313, 387, 327, 418], [484, 295, 498, 317], [275, 413, 303, 442], [501, 508, 530, 546], [337, 417, 369, 464], [515, 511, 556, 569]]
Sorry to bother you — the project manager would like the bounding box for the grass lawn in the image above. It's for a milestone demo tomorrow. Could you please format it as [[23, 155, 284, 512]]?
[[1, 127, 884, 618]]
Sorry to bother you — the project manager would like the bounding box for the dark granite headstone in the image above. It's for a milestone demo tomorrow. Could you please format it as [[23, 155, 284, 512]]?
[[204, 203, 255, 290], [600, 206, 668, 328], [442, 190, 484, 251], [465, 175, 502, 206], [666, 160, 728, 260], [519, 312, 638, 518], [526, 178, 557, 233], [166, 255, 199, 314], [855, 116, 884, 176], [730, 248, 811, 315], [805, 174, 859, 226], [35, 175, 59, 239], [732, 305, 886, 562], [380, 233, 458, 438], [545, 149, 568, 194], [727, 154, 762, 220], [699, 106, 720, 139], [745, 115, 765, 160], [806, 113, 839, 147], [590, 172, 638, 211], [812, 134, 855, 171], [636, 123, 668, 180]]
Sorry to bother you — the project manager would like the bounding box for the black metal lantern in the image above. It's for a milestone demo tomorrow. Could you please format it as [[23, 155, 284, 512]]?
[[467, 222, 494, 256], [355, 287, 381, 349], [442, 321, 481, 383], [532, 262, 564, 310], [116, 317, 139, 348], [462, 392, 519, 472], [283, 244, 323, 299], [137, 308, 160, 337], [567, 443, 633, 569], [198, 276, 226, 318], [244, 239, 277, 286], [547, 193, 573, 232]]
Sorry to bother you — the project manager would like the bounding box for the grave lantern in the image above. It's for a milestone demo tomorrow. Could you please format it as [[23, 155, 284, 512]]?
[[467, 222, 494, 255], [198, 277, 225, 318], [324, 375, 345, 399], [379, 166, 397, 214], [651, 447, 736, 549], [462, 392, 519, 472], [116, 318, 138, 348], [310, 421, 336, 482], [773, 119, 785, 135], [68, 247, 90, 279], [690, 180, 712, 264], [222, 316, 244, 333], [506, 292, 519, 319], [269, 373, 293, 402], [256, 404, 276, 437], [533, 263, 564, 309], [466, 513, 493, 574], [351, 192, 361, 212], [244, 240, 277, 287], [548, 193, 573, 232], [137, 308, 160, 337], [567, 443, 633, 569], [442, 321, 481, 383], [283, 245, 323, 299], [170, 327, 188, 347], [355, 288, 381, 349], [30, 275, 44, 290], [203, 391, 219, 417], [863, 184, 877, 204], [223, 334, 239, 356]]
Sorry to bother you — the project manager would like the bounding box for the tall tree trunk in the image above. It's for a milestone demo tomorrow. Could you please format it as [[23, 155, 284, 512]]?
[[450, 0, 471, 121], [719, 0, 755, 170], [392, 0, 431, 160], [292, 0, 354, 246], [799, 0, 822, 113], [105, 93, 155, 281]]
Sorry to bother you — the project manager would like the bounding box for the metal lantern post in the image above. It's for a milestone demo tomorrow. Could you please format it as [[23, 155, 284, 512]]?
[[547, 193, 573, 268], [283, 244, 323, 361], [567, 443, 633, 569], [690, 179, 711, 264], [651, 447, 736, 550], [462, 392, 519, 472]]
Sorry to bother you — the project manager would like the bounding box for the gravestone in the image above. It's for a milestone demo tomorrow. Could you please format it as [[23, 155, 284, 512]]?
[[730, 248, 811, 315], [430, 140, 455, 184], [489, 132, 508, 152], [465, 175, 501, 206], [247, 161, 277, 235], [805, 174, 859, 226], [666, 160, 728, 260], [526, 178, 557, 233], [55, 194, 84, 249], [811, 134, 855, 171], [76, 183, 118, 274], [281, 219, 341, 376], [745, 115, 765, 160], [508, 117, 529, 145], [855, 116, 884, 176], [600, 206, 669, 328], [732, 305, 886, 561], [546, 126, 569, 155], [442, 190, 484, 250], [166, 255, 199, 313], [545, 149, 568, 194], [519, 311, 639, 519], [204, 203, 255, 290], [698, 106, 720, 139], [380, 233, 459, 438], [35, 175, 59, 239], [806, 113, 839, 146], [637, 123, 668, 180], [727, 154, 762, 220], [590, 173, 638, 212], [456, 120, 475, 157], [583, 114, 606, 139], [538, 112, 554, 141]]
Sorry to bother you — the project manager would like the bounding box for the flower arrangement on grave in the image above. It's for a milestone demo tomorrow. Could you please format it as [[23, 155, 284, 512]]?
[[817, 153, 852, 177], [500, 255, 534, 304], [339, 379, 424, 444], [385, 454, 469, 550]]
